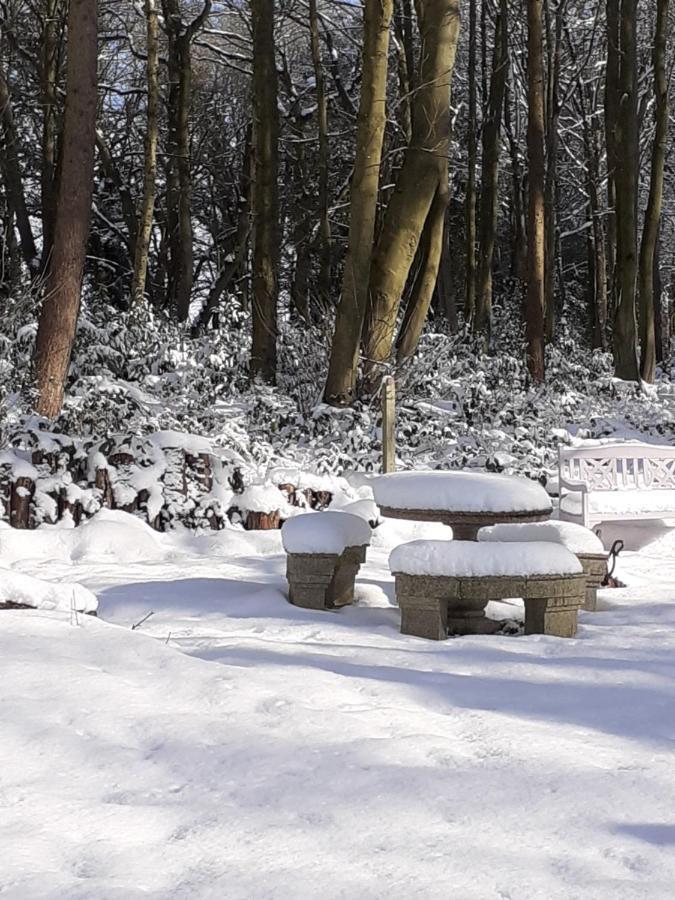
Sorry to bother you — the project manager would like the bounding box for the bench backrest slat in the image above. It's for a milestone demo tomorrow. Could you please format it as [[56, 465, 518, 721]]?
[[559, 442, 675, 492]]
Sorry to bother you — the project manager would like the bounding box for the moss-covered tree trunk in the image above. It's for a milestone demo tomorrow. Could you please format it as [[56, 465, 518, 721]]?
[[361, 0, 460, 386], [323, 0, 393, 406], [464, 0, 478, 322]]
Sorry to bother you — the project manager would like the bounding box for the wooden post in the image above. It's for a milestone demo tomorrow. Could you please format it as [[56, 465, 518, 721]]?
[[382, 375, 396, 473]]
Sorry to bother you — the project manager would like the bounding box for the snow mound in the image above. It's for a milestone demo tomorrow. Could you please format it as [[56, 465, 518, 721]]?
[[374, 471, 552, 514], [389, 540, 582, 577], [68, 510, 166, 563], [478, 521, 604, 555], [282, 512, 371, 555], [331, 498, 380, 525], [0, 567, 97, 613], [235, 483, 294, 515]]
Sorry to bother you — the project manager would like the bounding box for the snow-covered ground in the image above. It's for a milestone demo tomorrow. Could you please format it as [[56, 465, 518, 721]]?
[[2, 513, 675, 899]]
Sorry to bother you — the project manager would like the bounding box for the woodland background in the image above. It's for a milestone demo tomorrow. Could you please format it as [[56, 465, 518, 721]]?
[[0, 0, 674, 504]]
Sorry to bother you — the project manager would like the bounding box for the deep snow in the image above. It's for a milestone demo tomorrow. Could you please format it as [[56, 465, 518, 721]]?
[[2, 513, 675, 899]]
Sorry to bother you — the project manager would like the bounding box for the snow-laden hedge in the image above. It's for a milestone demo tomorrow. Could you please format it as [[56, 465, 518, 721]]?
[[1, 289, 673, 531]]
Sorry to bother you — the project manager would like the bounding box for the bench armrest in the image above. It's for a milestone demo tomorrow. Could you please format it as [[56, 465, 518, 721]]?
[[558, 476, 589, 494]]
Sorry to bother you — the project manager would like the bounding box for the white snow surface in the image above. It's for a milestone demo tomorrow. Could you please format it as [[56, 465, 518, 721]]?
[[1, 511, 675, 898], [479, 520, 605, 555], [281, 511, 371, 555], [390, 539, 582, 577], [0, 566, 98, 613], [374, 470, 552, 513]]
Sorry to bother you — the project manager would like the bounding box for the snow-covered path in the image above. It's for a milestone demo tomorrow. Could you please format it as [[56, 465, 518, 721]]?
[[2, 515, 675, 899]]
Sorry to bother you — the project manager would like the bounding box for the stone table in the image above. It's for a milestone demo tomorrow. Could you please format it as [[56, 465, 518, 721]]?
[[374, 471, 552, 540]]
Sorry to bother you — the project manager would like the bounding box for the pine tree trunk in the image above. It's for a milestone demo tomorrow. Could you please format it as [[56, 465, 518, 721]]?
[[324, 0, 393, 406], [132, 0, 160, 306], [638, 0, 669, 383], [526, 0, 546, 383], [35, 0, 98, 418], [250, 0, 280, 383]]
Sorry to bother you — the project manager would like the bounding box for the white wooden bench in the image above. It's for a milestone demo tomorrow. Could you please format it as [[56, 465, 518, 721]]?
[[558, 442, 675, 529]]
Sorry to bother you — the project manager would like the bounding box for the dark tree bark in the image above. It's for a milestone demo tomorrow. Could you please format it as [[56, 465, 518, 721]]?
[[474, 0, 508, 346], [611, 0, 640, 381], [638, 0, 669, 383], [35, 0, 98, 418], [0, 71, 38, 275], [250, 0, 280, 383]]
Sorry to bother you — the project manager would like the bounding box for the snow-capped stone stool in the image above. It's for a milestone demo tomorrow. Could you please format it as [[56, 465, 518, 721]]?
[[478, 521, 608, 611], [373, 471, 552, 540], [389, 541, 586, 640], [282, 512, 372, 611]]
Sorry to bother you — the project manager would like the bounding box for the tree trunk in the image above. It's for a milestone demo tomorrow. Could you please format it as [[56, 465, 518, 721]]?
[[464, 0, 477, 321], [543, 0, 566, 342], [35, 0, 98, 418], [132, 0, 160, 305], [324, 0, 393, 406], [604, 0, 619, 314], [162, 1, 210, 321], [40, 0, 63, 272], [526, 0, 546, 383], [612, 0, 640, 381], [0, 72, 38, 274], [474, 0, 508, 346], [395, 168, 450, 361], [309, 0, 331, 304], [362, 0, 460, 386], [638, 0, 669, 383], [250, 0, 280, 383]]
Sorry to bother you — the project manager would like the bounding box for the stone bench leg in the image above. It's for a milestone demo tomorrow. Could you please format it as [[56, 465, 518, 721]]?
[[524, 595, 581, 638], [578, 554, 608, 612], [395, 574, 455, 640], [400, 596, 448, 641]]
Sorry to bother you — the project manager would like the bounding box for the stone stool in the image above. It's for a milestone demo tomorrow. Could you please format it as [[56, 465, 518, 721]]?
[[282, 512, 371, 611]]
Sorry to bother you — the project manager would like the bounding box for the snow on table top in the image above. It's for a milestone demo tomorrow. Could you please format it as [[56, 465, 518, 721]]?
[[0, 567, 98, 613], [479, 521, 605, 555], [373, 471, 552, 514], [282, 511, 371, 555], [389, 540, 582, 577]]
